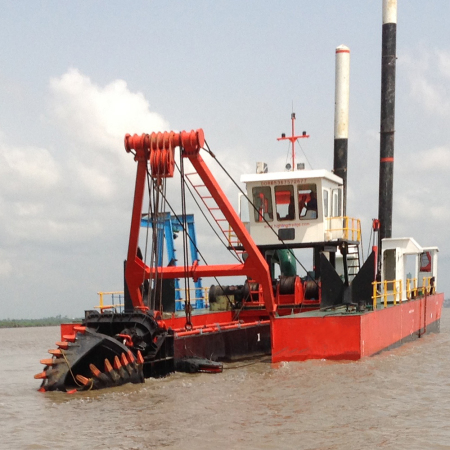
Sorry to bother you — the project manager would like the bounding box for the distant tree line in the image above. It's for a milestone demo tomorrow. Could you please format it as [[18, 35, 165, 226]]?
[[0, 316, 83, 328]]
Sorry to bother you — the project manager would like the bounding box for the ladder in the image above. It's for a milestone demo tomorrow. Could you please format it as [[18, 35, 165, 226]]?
[[185, 171, 244, 262], [347, 244, 361, 281]]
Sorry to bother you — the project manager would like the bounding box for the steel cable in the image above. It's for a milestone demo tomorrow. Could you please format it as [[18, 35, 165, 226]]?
[[202, 140, 318, 287]]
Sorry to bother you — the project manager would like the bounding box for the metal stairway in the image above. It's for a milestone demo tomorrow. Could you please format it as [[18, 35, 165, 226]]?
[[185, 171, 244, 262]]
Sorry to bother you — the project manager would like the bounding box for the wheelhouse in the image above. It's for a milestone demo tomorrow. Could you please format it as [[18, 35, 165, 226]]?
[[241, 169, 357, 247]]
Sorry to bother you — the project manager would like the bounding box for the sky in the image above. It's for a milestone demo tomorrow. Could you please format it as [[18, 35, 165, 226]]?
[[0, 1, 449, 319]]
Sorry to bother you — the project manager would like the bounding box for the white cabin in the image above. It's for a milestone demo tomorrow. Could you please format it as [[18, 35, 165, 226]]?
[[381, 237, 438, 300], [240, 169, 359, 247]]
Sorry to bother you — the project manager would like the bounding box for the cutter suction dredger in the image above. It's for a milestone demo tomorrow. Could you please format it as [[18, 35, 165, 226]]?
[[35, 126, 443, 393], [34, 3, 443, 393]]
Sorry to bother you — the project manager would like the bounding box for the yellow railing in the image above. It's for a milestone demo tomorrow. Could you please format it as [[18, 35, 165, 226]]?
[[96, 287, 209, 313], [406, 277, 435, 299], [327, 216, 361, 242], [94, 287, 209, 312], [96, 291, 125, 313], [372, 276, 435, 309], [175, 286, 209, 308], [372, 279, 402, 309]]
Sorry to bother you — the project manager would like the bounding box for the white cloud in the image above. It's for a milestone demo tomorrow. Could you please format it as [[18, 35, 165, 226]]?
[[394, 143, 450, 247], [0, 69, 171, 250], [47, 69, 172, 202], [49, 69, 169, 149], [404, 49, 450, 117], [412, 146, 450, 171], [71, 160, 115, 200], [437, 50, 450, 79], [0, 142, 60, 196]]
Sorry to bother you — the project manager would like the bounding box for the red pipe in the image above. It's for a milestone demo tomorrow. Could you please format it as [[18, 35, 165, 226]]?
[[174, 320, 270, 337]]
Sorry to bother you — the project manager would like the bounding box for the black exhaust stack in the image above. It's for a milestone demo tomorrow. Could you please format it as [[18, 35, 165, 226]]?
[[378, 0, 397, 241]]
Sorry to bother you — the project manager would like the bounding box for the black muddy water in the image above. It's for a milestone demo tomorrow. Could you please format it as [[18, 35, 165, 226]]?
[[1, 311, 450, 450]]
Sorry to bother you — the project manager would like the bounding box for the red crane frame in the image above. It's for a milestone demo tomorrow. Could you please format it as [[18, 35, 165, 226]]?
[[123, 129, 276, 316]]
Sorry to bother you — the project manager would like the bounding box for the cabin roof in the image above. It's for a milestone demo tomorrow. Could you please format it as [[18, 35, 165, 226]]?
[[382, 237, 439, 254], [382, 237, 423, 254], [240, 169, 342, 184]]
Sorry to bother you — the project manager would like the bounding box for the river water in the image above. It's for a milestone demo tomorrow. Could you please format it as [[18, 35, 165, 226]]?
[[1, 311, 450, 450]]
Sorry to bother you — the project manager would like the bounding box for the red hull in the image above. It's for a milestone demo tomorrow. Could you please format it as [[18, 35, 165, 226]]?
[[60, 294, 443, 364], [271, 293, 444, 362]]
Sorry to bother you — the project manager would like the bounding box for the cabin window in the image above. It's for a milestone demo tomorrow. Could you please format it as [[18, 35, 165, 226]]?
[[323, 190, 329, 218], [332, 188, 342, 217], [239, 193, 250, 223], [297, 183, 317, 220], [275, 185, 295, 221], [419, 252, 432, 273], [252, 186, 273, 222]]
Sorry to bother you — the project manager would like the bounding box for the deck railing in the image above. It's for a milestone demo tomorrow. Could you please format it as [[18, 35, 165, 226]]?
[[96, 287, 210, 313], [95, 291, 125, 313], [326, 216, 361, 242], [175, 286, 209, 310], [372, 280, 402, 309], [405, 277, 435, 299], [372, 276, 435, 309]]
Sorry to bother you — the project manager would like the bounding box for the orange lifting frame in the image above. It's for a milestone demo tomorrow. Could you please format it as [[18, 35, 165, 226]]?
[[123, 129, 276, 316]]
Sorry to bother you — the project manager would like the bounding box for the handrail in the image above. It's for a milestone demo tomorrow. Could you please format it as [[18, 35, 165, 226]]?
[[175, 286, 209, 308], [96, 287, 210, 314], [372, 279, 402, 309], [326, 216, 361, 242], [96, 291, 124, 313], [406, 276, 435, 299], [372, 276, 435, 309]]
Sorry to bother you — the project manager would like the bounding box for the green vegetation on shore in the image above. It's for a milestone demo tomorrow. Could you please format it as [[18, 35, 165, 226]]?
[[0, 316, 83, 328]]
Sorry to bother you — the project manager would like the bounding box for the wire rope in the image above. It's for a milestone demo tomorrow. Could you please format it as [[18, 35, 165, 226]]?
[[151, 177, 239, 314], [297, 139, 314, 170], [179, 151, 193, 329], [202, 140, 318, 287], [174, 161, 242, 263]]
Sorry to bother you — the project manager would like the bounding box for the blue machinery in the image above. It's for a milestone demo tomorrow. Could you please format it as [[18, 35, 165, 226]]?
[[141, 213, 205, 310]]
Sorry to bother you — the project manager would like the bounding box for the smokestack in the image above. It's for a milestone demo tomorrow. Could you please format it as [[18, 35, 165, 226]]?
[[333, 45, 350, 216], [378, 0, 397, 240]]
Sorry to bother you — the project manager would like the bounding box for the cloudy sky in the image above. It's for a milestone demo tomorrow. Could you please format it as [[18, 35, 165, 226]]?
[[1, 1, 449, 319]]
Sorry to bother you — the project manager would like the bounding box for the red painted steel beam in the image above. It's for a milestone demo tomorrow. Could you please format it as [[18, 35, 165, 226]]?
[[125, 159, 149, 309], [123, 128, 275, 315], [142, 263, 248, 281]]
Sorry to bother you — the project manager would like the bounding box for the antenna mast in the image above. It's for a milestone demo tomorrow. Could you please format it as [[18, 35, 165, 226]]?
[[277, 113, 309, 171]]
